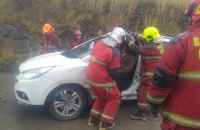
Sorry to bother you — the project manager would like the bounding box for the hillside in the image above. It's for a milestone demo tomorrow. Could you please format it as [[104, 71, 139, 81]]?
[[0, 0, 191, 71]]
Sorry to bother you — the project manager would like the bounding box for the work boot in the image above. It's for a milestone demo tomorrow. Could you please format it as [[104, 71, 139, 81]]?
[[129, 110, 147, 121], [157, 112, 161, 117], [0, 98, 6, 103], [99, 121, 115, 130], [88, 116, 100, 126], [147, 110, 161, 117]]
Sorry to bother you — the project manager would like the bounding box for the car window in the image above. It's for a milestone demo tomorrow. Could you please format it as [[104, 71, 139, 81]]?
[[63, 41, 90, 59], [61, 35, 109, 59]]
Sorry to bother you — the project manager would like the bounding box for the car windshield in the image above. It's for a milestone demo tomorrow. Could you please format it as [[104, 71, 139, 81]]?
[[61, 33, 110, 59]]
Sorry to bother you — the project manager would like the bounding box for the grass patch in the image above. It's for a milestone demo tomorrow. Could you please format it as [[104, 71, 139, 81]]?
[[0, 56, 20, 72], [0, 0, 191, 35], [0, 38, 22, 72]]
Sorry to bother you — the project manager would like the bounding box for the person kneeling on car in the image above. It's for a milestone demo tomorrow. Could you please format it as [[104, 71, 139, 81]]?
[[87, 27, 126, 130]]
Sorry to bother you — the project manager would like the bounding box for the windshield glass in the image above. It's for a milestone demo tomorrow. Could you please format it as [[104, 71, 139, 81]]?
[[61, 34, 110, 59]]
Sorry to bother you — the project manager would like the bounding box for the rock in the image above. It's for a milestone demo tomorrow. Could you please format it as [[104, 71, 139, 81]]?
[[4, 25, 18, 37], [0, 24, 17, 37], [13, 39, 30, 53], [0, 22, 34, 54]]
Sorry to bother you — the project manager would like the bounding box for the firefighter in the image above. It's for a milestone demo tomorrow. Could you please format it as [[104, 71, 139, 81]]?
[[68, 29, 84, 49], [40, 23, 62, 54], [146, 0, 200, 129], [128, 27, 165, 120], [87, 27, 125, 130]]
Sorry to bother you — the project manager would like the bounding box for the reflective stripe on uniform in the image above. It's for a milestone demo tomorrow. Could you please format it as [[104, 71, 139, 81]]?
[[142, 56, 160, 60], [44, 44, 57, 48], [161, 109, 200, 129], [146, 92, 165, 105], [101, 113, 114, 120], [91, 109, 101, 116], [87, 79, 116, 88], [179, 71, 200, 81], [137, 102, 148, 106], [142, 72, 154, 76], [90, 56, 108, 66]]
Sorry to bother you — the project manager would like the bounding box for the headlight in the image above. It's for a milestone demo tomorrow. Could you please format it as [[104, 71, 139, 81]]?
[[21, 67, 54, 79]]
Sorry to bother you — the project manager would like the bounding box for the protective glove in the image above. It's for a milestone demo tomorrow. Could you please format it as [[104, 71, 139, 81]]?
[[128, 41, 135, 47], [131, 32, 137, 37], [131, 32, 142, 40], [148, 104, 159, 118], [126, 33, 136, 47]]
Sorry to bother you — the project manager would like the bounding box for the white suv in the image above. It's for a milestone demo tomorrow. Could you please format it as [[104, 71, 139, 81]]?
[[15, 33, 171, 121]]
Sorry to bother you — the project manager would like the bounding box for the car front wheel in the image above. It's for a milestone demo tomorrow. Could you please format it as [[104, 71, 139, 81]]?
[[47, 85, 87, 121]]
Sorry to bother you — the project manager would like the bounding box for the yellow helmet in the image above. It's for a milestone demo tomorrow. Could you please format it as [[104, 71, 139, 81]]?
[[142, 27, 160, 43]]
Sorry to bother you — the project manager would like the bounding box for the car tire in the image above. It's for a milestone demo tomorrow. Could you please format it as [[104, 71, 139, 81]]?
[[47, 85, 87, 121]]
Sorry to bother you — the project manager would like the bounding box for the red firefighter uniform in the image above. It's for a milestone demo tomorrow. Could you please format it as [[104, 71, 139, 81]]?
[[40, 33, 62, 54], [146, 22, 200, 129], [68, 39, 84, 49], [132, 43, 164, 111], [87, 39, 121, 124]]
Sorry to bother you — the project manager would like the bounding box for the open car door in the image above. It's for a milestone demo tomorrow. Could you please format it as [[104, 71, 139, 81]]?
[[119, 36, 172, 100]]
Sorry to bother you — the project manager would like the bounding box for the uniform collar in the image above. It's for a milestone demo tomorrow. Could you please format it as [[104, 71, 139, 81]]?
[[44, 33, 54, 39], [102, 37, 118, 47], [188, 21, 200, 31], [153, 36, 164, 44]]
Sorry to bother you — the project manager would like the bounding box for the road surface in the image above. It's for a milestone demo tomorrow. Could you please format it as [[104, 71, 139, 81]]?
[[0, 72, 162, 130]]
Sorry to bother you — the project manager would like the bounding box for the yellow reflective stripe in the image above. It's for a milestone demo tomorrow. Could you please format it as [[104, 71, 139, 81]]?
[[146, 92, 165, 105], [195, 4, 200, 15], [161, 109, 200, 129], [90, 56, 108, 66], [142, 56, 160, 59], [44, 45, 57, 48], [102, 113, 114, 120], [179, 71, 200, 81], [91, 109, 101, 116], [142, 72, 154, 76], [137, 102, 148, 106], [87, 79, 116, 88], [199, 50, 200, 59]]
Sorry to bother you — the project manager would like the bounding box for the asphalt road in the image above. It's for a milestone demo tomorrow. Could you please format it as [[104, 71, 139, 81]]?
[[0, 72, 162, 130]]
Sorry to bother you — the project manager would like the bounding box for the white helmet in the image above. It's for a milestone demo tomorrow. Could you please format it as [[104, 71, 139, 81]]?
[[110, 27, 126, 43]]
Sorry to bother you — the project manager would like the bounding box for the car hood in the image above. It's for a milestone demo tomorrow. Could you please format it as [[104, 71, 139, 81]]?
[[19, 52, 79, 72]]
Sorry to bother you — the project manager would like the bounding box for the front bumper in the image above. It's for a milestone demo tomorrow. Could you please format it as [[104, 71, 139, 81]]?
[[16, 100, 30, 106], [14, 73, 60, 105]]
